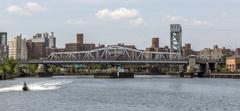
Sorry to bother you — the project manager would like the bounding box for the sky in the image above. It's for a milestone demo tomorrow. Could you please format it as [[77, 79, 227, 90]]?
[[0, 0, 240, 50]]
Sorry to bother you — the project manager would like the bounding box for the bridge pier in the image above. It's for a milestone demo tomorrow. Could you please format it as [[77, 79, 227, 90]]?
[[37, 64, 52, 77], [215, 63, 218, 72], [205, 63, 209, 74], [184, 55, 197, 77]]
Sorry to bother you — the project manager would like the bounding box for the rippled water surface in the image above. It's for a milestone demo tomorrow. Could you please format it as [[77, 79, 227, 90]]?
[[0, 76, 240, 111]]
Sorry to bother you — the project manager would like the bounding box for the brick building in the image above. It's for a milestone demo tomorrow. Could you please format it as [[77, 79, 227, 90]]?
[[145, 37, 169, 52], [182, 43, 193, 58], [65, 33, 95, 52], [27, 40, 46, 59]]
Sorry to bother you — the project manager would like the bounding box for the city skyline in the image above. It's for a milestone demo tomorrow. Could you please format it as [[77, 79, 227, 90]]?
[[1, 1, 240, 111], [1, 0, 240, 50]]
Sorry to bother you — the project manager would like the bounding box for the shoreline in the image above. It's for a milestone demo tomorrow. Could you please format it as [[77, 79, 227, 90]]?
[[2, 73, 240, 80]]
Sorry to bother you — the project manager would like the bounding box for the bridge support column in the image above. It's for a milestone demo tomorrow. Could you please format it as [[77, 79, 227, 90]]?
[[145, 64, 150, 73], [215, 63, 218, 72], [186, 56, 197, 77], [146, 68, 149, 73], [37, 64, 52, 77], [206, 63, 210, 74], [37, 64, 47, 73], [188, 56, 197, 69]]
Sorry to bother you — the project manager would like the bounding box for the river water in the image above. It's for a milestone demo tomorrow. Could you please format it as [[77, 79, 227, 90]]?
[[0, 75, 240, 111]]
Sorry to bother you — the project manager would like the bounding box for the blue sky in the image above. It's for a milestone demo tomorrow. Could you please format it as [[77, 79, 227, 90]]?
[[0, 0, 240, 50]]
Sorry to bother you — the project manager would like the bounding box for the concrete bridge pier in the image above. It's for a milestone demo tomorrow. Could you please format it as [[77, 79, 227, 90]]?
[[215, 63, 218, 72], [37, 64, 47, 73], [145, 64, 151, 73], [185, 55, 197, 77], [37, 64, 52, 77], [205, 63, 209, 74]]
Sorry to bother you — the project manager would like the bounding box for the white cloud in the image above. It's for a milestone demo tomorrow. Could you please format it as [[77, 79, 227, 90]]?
[[96, 8, 139, 20], [96, 7, 148, 28], [6, 2, 47, 15], [66, 19, 84, 25], [129, 17, 147, 27], [192, 19, 212, 26], [165, 15, 213, 26]]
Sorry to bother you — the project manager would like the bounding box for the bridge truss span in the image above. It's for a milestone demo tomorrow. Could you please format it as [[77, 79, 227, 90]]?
[[47, 45, 182, 62]]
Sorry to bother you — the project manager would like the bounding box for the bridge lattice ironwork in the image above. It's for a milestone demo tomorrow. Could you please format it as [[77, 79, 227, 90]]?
[[48, 46, 182, 61]]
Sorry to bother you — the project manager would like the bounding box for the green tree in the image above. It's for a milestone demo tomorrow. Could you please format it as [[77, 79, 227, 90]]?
[[4, 58, 18, 74], [27, 64, 38, 74], [70, 65, 76, 73], [0, 65, 6, 77], [48, 65, 62, 73], [91, 64, 102, 70], [48, 65, 57, 73], [0, 58, 18, 79], [56, 67, 61, 73]]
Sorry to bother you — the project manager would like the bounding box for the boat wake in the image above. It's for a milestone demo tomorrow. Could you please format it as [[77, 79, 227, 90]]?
[[0, 80, 73, 93]]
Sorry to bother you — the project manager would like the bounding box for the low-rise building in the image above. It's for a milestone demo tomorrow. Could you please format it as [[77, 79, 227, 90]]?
[[226, 57, 240, 72], [65, 43, 82, 52], [199, 45, 233, 60], [46, 47, 65, 56]]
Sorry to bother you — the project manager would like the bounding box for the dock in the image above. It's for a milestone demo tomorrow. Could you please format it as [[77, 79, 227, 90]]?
[[208, 73, 240, 79]]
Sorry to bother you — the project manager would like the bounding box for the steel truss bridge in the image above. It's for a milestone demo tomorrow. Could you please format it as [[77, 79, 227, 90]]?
[[42, 45, 187, 64]]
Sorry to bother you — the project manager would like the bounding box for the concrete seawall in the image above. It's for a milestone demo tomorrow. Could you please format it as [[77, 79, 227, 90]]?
[[94, 72, 134, 78], [207, 73, 240, 79]]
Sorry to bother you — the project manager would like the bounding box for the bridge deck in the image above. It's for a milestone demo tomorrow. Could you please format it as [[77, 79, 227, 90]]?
[[24, 60, 188, 64], [42, 60, 189, 64]]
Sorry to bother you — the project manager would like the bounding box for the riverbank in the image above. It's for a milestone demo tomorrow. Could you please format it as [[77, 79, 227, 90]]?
[[2, 72, 240, 80]]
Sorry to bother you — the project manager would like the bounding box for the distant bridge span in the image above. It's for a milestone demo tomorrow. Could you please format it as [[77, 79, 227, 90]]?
[[24, 46, 224, 65], [37, 45, 186, 64], [48, 46, 181, 61], [41, 60, 188, 64]]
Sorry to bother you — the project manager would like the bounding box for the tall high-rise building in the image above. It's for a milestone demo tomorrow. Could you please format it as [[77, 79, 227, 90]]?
[[32, 33, 49, 47], [0, 32, 8, 58], [0, 32, 7, 46], [8, 34, 28, 60], [48, 32, 56, 48], [76, 33, 83, 44], [32, 32, 56, 48], [27, 32, 56, 59], [151, 37, 159, 48], [21, 38, 28, 60], [27, 40, 46, 59]]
